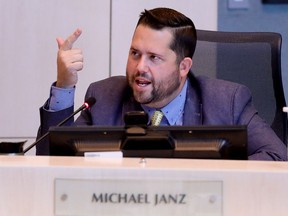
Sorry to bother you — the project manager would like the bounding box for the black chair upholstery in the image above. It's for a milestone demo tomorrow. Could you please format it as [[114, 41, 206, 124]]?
[[192, 29, 287, 145]]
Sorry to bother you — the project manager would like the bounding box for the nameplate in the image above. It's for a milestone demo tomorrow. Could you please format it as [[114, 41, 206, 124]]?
[[55, 179, 222, 216], [84, 151, 123, 158]]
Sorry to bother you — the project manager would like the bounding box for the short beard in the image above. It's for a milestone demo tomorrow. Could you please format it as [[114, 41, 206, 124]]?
[[128, 71, 181, 107]]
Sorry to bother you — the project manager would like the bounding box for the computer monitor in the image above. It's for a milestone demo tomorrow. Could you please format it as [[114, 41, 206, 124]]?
[[48, 125, 247, 160]]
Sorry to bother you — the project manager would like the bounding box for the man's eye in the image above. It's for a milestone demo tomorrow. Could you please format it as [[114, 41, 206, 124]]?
[[131, 50, 139, 57], [150, 55, 160, 61]]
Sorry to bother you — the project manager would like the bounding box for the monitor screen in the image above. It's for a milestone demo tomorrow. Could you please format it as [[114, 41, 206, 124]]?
[[48, 125, 247, 160]]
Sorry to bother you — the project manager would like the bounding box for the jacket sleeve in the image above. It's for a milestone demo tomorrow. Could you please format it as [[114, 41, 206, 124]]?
[[36, 103, 74, 155], [199, 75, 287, 161], [234, 85, 287, 161]]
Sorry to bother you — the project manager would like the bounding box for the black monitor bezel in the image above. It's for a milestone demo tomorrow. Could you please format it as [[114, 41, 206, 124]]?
[[48, 125, 247, 160]]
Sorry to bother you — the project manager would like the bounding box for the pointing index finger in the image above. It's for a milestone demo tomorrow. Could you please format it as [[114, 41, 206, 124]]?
[[59, 28, 82, 51]]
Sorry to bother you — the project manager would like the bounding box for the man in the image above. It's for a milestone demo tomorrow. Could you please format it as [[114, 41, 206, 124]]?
[[37, 7, 287, 160]]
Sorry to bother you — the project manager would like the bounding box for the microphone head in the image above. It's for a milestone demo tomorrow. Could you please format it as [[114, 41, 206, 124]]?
[[84, 97, 96, 108]]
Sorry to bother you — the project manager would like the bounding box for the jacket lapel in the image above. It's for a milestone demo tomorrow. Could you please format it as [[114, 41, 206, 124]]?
[[183, 74, 203, 125]]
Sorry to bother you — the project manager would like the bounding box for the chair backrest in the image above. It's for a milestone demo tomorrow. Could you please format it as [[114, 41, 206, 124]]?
[[192, 29, 287, 145]]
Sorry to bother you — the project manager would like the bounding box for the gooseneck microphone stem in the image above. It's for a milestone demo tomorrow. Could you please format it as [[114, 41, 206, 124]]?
[[23, 97, 96, 154], [23, 107, 81, 154], [23, 131, 50, 154]]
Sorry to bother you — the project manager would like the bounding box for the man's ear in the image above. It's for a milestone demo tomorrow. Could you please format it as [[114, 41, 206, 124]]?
[[179, 57, 193, 77]]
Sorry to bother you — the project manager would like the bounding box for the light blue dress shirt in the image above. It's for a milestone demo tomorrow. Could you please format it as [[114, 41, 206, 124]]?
[[47, 84, 75, 111]]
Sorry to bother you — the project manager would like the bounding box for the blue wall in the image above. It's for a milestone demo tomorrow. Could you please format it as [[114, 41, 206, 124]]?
[[218, 0, 288, 102]]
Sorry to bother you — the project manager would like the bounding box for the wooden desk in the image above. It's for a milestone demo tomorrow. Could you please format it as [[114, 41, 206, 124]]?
[[0, 156, 287, 216]]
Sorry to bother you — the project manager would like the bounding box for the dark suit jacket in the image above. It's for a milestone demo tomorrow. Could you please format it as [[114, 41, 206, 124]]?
[[37, 73, 287, 160]]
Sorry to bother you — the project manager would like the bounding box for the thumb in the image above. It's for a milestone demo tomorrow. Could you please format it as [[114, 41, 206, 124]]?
[[56, 37, 65, 49]]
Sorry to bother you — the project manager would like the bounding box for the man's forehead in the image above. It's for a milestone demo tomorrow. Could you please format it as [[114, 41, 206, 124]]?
[[131, 25, 173, 51]]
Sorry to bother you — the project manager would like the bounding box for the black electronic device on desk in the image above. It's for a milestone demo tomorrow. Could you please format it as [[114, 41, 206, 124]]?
[[48, 124, 247, 160]]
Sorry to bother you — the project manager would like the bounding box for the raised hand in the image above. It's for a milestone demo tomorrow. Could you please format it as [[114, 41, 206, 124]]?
[[56, 28, 83, 88]]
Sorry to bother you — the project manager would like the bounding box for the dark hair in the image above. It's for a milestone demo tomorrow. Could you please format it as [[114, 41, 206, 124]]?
[[137, 8, 197, 63]]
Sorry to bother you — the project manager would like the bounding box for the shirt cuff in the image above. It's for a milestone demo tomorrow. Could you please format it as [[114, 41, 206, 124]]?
[[48, 84, 75, 111]]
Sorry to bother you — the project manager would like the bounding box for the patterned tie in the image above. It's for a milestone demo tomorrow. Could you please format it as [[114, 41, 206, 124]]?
[[151, 110, 164, 126]]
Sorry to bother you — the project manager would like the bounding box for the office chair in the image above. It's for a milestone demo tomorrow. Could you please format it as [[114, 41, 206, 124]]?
[[192, 29, 287, 145]]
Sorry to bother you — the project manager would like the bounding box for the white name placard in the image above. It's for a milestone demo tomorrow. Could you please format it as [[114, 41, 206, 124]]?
[[55, 179, 222, 216]]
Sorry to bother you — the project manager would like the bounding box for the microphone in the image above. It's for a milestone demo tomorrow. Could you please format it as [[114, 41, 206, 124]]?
[[23, 97, 96, 154]]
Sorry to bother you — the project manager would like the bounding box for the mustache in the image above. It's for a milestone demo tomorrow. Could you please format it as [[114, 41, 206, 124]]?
[[133, 72, 151, 80]]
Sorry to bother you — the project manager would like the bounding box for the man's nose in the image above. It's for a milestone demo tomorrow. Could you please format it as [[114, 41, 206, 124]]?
[[136, 56, 149, 73]]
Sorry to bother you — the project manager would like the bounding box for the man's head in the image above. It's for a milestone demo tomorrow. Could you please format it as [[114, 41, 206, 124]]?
[[137, 8, 197, 63], [126, 8, 197, 108]]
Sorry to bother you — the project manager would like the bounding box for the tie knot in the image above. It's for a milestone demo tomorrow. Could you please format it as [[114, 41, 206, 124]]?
[[151, 110, 164, 126]]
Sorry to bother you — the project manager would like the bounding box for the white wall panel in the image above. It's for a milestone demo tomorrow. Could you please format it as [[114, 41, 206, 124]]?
[[0, 0, 110, 138]]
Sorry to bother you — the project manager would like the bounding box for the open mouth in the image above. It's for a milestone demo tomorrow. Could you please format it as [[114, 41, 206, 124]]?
[[135, 77, 151, 87]]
